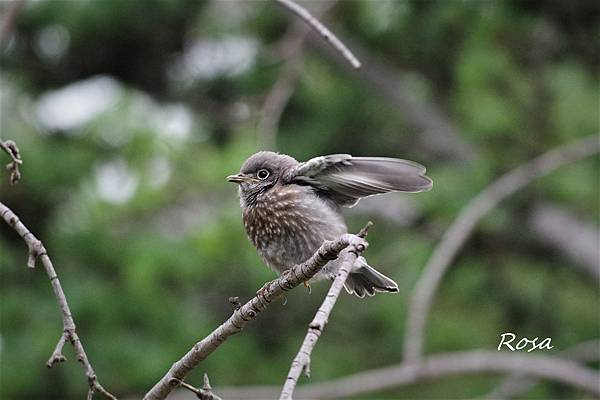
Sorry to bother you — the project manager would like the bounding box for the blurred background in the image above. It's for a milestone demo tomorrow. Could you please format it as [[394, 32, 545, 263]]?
[[0, 0, 598, 399]]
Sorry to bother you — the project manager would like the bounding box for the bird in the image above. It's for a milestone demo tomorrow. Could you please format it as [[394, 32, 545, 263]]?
[[227, 151, 432, 298]]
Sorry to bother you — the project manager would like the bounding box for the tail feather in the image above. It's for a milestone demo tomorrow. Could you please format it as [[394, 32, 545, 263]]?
[[344, 257, 399, 298]]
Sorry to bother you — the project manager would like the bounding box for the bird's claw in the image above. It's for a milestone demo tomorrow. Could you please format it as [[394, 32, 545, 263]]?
[[303, 281, 312, 294]]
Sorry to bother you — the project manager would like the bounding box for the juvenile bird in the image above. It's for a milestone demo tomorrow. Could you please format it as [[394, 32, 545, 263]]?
[[227, 152, 432, 297]]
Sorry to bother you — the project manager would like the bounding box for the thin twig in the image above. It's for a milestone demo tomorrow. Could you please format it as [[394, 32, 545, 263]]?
[[218, 349, 600, 399], [484, 340, 600, 399], [279, 222, 372, 399], [404, 134, 600, 362], [143, 226, 369, 400], [0, 202, 117, 399], [46, 333, 68, 366], [170, 374, 223, 400], [1, 139, 23, 184], [273, 0, 360, 69]]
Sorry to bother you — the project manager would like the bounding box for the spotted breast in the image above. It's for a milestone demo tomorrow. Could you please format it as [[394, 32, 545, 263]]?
[[242, 183, 347, 275]]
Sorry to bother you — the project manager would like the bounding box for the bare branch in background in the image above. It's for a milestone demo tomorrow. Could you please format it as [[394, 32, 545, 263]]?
[[529, 202, 599, 282], [259, 1, 338, 149], [279, 222, 372, 399], [273, 0, 360, 69], [1, 139, 115, 398], [305, 32, 472, 161], [485, 340, 600, 399], [0, 202, 117, 400], [218, 349, 600, 399], [404, 134, 600, 362], [258, 13, 308, 149], [258, 59, 302, 150], [0, 0, 26, 49], [143, 227, 369, 400], [1, 139, 23, 184]]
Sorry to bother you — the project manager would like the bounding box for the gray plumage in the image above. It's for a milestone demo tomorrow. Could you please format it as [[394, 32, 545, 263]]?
[[227, 151, 432, 297]]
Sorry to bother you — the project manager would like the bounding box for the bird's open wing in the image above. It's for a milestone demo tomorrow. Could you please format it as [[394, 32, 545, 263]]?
[[290, 154, 433, 207]]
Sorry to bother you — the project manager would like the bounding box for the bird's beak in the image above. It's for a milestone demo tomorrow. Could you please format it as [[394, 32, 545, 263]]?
[[227, 173, 256, 183]]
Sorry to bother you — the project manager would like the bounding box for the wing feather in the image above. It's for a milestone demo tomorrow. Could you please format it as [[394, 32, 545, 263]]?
[[292, 155, 432, 207]]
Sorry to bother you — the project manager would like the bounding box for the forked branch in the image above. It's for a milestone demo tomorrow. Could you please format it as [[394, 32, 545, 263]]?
[[143, 225, 369, 400], [1, 140, 116, 399], [0, 202, 116, 399]]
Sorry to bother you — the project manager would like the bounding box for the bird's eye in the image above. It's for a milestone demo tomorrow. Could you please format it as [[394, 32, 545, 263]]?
[[257, 169, 270, 180]]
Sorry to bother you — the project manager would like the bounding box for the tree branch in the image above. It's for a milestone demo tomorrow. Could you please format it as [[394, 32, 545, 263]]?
[[218, 350, 600, 399], [404, 134, 600, 362], [0, 202, 116, 399], [258, 57, 302, 150], [0, 0, 26, 49], [529, 202, 599, 282], [484, 340, 600, 399], [1, 139, 23, 184], [170, 373, 223, 400], [143, 226, 369, 400], [273, 0, 360, 69], [279, 222, 372, 399]]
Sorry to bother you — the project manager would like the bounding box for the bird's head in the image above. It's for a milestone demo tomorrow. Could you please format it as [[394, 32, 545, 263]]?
[[227, 151, 298, 205]]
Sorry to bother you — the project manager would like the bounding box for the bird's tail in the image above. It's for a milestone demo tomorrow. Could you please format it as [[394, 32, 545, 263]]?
[[343, 257, 399, 298]]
